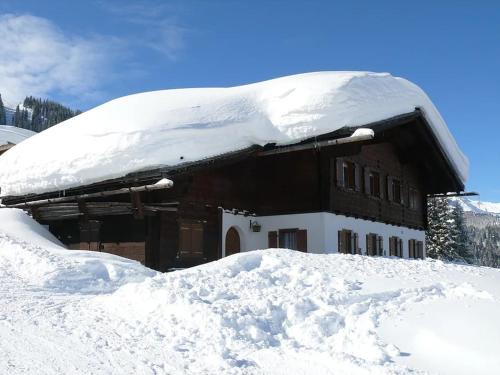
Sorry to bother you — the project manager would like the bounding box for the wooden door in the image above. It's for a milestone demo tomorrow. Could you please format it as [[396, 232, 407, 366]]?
[[225, 227, 240, 256]]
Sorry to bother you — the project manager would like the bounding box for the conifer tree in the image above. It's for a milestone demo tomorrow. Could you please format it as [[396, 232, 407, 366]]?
[[449, 203, 472, 262], [0, 94, 6, 125], [426, 197, 454, 259]]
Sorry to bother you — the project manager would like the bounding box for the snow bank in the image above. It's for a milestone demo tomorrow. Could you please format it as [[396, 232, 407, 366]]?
[[0, 208, 154, 292], [1, 210, 499, 374], [0, 125, 35, 145], [0, 71, 468, 197]]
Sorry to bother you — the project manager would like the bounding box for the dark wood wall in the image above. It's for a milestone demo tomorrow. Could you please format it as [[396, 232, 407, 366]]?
[[329, 142, 425, 229], [48, 133, 428, 270]]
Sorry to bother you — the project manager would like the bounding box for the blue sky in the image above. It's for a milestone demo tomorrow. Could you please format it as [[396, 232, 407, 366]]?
[[1, 0, 499, 201]]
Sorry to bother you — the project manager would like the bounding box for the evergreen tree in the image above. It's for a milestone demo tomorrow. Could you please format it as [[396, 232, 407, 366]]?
[[426, 197, 454, 259], [449, 203, 472, 262], [0, 94, 6, 125], [11, 96, 80, 132]]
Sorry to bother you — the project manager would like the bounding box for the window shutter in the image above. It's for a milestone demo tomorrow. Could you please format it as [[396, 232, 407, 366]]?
[[398, 239, 403, 257], [353, 233, 359, 254], [338, 230, 343, 253], [364, 168, 370, 194], [354, 164, 361, 192], [377, 236, 383, 256], [401, 184, 406, 205], [268, 231, 278, 248], [417, 241, 424, 259], [387, 177, 393, 201], [379, 175, 384, 199], [297, 230, 307, 252], [336, 158, 344, 187]]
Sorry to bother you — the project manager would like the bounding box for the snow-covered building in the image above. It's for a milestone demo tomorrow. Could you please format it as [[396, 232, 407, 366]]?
[[0, 72, 468, 269], [0, 125, 35, 156]]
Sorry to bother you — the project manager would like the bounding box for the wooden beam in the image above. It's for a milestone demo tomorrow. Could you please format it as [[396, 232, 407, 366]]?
[[258, 133, 374, 157], [130, 191, 144, 220], [428, 191, 479, 198]]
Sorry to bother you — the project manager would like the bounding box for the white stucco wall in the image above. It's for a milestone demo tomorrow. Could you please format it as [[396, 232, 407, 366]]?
[[221, 209, 425, 258]]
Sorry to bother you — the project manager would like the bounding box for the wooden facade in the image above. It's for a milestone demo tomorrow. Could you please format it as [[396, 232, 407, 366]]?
[[2, 110, 464, 271]]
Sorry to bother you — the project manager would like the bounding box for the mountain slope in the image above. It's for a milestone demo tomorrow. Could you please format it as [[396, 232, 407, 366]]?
[[451, 197, 500, 217]]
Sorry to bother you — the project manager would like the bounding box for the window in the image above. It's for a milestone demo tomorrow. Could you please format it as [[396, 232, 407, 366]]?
[[338, 229, 359, 254], [269, 229, 307, 252], [179, 221, 204, 259], [366, 233, 378, 256], [343, 161, 356, 190], [387, 177, 402, 204], [377, 236, 384, 256], [369, 171, 380, 197], [389, 236, 403, 257], [409, 188, 418, 209], [392, 179, 401, 203], [367, 234, 383, 256], [409, 239, 424, 259], [408, 239, 417, 258], [335, 158, 360, 191], [280, 229, 297, 250]]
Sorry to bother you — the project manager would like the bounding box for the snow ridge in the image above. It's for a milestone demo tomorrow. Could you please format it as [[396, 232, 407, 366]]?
[[0, 71, 468, 197]]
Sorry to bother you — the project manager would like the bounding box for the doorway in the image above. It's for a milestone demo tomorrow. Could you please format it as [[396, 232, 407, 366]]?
[[225, 227, 241, 256]]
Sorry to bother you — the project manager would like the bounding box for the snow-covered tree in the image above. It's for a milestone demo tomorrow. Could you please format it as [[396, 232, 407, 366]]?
[[427, 197, 454, 259], [450, 203, 473, 262], [0, 94, 6, 125], [426, 197, 472, 262]]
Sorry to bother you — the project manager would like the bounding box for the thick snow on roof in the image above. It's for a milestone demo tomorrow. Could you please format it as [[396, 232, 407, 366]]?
[[0, 71, 468, 197], [0, 125, 35, 146]]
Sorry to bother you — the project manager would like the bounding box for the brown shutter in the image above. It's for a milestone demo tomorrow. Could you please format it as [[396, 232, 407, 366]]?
[[398, 238, 403, 257], [338, 230, 342, 253], [297, 230, 307, 252], [353, 233, 359, 254], [354, 164, 361, 192], [417, 241, 424, 259], [268, 231, 278, 248], [336, 158, 344, 187], [377, 236, 383, 255]]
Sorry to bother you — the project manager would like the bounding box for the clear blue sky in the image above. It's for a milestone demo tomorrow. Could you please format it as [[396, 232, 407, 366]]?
[[1, 0, 499, 201]]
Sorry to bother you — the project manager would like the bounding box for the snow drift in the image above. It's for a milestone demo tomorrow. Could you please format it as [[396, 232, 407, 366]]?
[[1, 209, 499, 374], [0, 71, 468, 197], [0, 208, 154, 292]]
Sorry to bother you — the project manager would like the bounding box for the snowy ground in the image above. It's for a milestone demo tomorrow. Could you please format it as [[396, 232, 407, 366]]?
[[1, 208, 499, 375]]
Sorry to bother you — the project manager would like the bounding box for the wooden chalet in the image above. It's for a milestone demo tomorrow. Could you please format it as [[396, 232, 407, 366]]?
[[1, 109, 464, 271]]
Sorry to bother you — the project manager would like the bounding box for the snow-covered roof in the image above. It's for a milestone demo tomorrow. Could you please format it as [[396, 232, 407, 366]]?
[[0, 125, 35, 146], [0, 71, 468, 197]]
